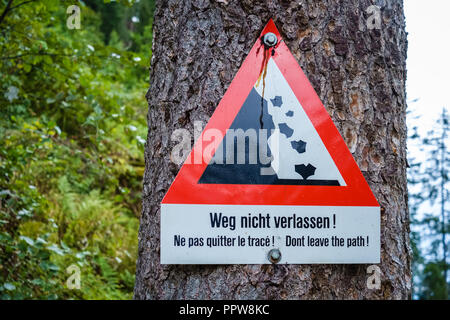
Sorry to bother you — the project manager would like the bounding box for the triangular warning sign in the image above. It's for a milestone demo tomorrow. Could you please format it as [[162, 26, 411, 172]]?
[[161, 19, 380, 265], [162, 20, 378, 207]]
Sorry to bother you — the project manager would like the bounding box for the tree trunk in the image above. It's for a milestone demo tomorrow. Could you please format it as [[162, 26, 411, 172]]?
[[135, 0, 410, 299]]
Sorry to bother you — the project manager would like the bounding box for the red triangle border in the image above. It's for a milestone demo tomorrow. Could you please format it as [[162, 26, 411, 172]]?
[[162, 19, 379, 207]]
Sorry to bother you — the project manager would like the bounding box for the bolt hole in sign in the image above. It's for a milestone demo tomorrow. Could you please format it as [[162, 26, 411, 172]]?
[[161, 19, 380, 264]]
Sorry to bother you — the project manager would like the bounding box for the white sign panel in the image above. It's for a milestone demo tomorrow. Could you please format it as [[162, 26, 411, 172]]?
[[161, 204, 380, 264]]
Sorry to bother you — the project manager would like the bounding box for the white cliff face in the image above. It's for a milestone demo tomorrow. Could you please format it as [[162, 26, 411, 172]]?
[[254, 58, 346, 186]]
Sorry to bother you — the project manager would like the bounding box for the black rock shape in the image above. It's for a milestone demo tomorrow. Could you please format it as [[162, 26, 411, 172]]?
[[271, 96, 283, 107], [278, 123, 293, 138], [199, 88, 276, 185], [285, 110, 294, 117], [295, 163, 316, 180], [291, 140, 307, 154], [199, 87, 339, 186]]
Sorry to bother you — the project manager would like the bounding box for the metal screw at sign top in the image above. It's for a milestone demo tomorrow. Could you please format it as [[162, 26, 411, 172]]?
[[263, 32, 278, 47], [268, 248, 281, 264]]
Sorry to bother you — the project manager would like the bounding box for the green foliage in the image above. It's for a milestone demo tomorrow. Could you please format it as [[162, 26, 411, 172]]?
[[419, 262, 448, 300], [0, 0, 154, 299]]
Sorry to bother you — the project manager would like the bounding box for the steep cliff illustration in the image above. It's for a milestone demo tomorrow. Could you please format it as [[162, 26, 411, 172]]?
[[199, 58, 345, 186]]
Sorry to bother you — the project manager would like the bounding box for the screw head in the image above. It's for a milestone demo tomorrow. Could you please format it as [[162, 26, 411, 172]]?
[[268, 248, 281, 264], [263, 32, 278, 47]]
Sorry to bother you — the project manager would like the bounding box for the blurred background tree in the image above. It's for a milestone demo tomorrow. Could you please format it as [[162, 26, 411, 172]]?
[[0, 0, 154, 299], [408, 108, 449, 299]]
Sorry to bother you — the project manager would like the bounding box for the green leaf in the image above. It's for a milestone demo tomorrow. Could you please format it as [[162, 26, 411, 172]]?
[[3, 283, 16, 291], [19, 235, 34, 246], [4, 86, 19, 102], [47, 244, 64, 256]]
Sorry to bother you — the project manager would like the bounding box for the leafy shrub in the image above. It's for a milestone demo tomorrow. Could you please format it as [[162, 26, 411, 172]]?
[[0, 0, 153, 299]]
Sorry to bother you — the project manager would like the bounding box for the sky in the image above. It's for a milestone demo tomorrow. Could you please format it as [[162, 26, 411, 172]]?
[[404, 1, 450, 131]]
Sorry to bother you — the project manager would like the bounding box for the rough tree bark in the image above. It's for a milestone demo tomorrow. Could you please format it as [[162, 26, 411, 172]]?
[[135, 0, 410, 299]]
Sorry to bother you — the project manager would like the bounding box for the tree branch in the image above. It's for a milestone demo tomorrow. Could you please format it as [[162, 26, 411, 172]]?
[[0, 0, 38, 26], [0, 52, 74, 60], [9, 0, 37, 11], [0, 0, 14, 26]]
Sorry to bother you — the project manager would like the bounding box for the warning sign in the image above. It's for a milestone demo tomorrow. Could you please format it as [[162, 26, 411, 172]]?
[[161, 19, 380, 264]]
